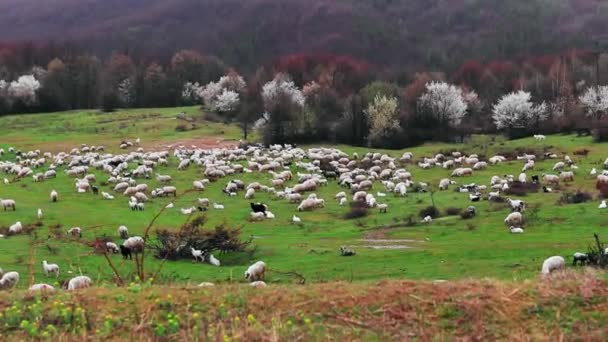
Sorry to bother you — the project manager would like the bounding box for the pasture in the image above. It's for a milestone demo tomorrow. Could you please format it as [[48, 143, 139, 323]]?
[[0, 107, 607, 289]]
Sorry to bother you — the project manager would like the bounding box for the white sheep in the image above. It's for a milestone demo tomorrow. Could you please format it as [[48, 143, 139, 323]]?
[[118, 225, 129, 239], [422, 216, 432, 223], [245, 188, 255, 199], [66, 275, 92, 290], [250, 211, 265, 221], [9, 221, 23, 234], [292, 215, 302, 224], [123, 236, 145, 252], [29, 283, 55, 293], [504, 212, 523, 226], [68, 227, 82, 237], [509, 226, 524, 233], [181, 207, 196, 215], [37, 208, 43, 220], [191, 247, 204, 262], [339, 197, 347, 206], [42, 260, 60, 277], [541, 256, 565, 275], [198, 282, 215, 287], [378, 203, 388, 213], [106, 242, 119, 253], [102, 192, 115, 200], [249, 281, 267, 288], [0, 199, 16, 211], [193, 180, 205, 191], [50, 190, 58, 202], [208, 254, 220, 267], [0, 271, 19, 289], [439, 178, 455, 191], [213, 203, 224, 210], [245, 261, 267, 282]]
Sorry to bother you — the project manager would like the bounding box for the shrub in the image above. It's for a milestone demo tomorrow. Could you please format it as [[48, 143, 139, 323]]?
[[149, 215, 250, 260], [344, 201, 368, 219], [419, 206, 439, 219], [573, 148, 590, 156], [558, 190, 593, 204], [175, 124, 189, 132], [445, 207, 461, 216], [504, 182, 540, 196], [461, 210, 475, 219]]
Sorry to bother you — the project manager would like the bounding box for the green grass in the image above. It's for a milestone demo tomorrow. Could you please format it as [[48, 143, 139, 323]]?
[[0, 108, 607, 288]]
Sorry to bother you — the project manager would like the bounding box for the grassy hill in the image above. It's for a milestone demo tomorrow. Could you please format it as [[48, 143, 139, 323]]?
[[0, 0, 605, 68], [0, 107, 608, 290]]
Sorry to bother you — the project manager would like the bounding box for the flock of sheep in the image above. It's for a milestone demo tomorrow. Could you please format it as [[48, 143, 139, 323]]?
[[0, 135, 605, 291]]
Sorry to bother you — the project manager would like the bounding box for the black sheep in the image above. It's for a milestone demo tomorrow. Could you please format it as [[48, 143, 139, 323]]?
[[92, 186, 99, 195], [531, 175, 540, 183], [250, 202, 267, 213], [120, 245, 132, 260]]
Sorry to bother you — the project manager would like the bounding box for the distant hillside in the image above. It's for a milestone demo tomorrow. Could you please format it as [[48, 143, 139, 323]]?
[[0, 0, 606, 69]]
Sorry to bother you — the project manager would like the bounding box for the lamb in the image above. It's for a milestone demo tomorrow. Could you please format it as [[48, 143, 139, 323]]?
[[422, 215, 432, 223], [572, 252, 588, 266], [533, 134, 546, 141], [68, 227, 82, 237], [439, 178, 456, 191], [208, 254, 221, 266], [50, 190, 58, 202], [265, 211, 275, 219], [42, 260, 60, 277], [504, 212, 523, 226], [156, 173, 172, 183], [541, 256, 565, 275], [292, 215, 302, 224], [245, 188, 255, 199], [193, 180, 205, 191], [518, 173, 527, 183], [552, 161, 565, 171], [0, 199, 16, 211], [600, 200, 607, 209], [250, 212, 265, 221], [120, 245, 132, 259], [249, 281, 267, 288], [191, 247, 204, 262], [28, 283, 55, 293], [297, 198, 318, 211], [245, 261, 267, 282], [118, 225, 129, 239], [378, 203, 388, 213], [181, 207, 196, 215], [213, 203, 225, 210], [0, 271, 19, 289], [509, 226, 524, 233], [9, 221, 23, 234], [37, 208, 43, 220], [66, 275, 92, 290], [106, 242, 119, 253]]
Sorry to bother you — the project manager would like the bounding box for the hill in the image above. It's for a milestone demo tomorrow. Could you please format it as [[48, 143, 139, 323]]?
[[0, 274, 607, 339], [0, 0, 606, 69]]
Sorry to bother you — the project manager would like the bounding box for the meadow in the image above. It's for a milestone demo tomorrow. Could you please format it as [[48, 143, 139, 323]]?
[[0, 106, 607, 291]]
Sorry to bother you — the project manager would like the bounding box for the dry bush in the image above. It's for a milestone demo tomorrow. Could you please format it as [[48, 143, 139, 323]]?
[[149, 215, 250, 260], [558, 190, 593, 204], [419, 206, 440, 219], [504, 181, 540, 196], [573, 148, 590, 156], [444, 207, 461, 216], [344, 201, 369, 219]]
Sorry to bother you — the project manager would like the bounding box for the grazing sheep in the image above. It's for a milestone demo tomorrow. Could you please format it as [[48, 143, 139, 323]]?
[[213, 203, 225, 210], [250, 202, 267, 213], [541, 256, 565, 275], [50, 190, 58, 202], [0, 271, 19, 289], [68, 227, 82, 237], [422, 216, 432, 223], [106, 242, 119, 253], [208, 254, 221, 266], [265, 211, 275, 219], [552, 161, 565, 171], [600, 201, 607, 209], [439, 178, 456, 191], [297, 199, 317, 211], [102, 192, 115, 200], [66, 276, 92, 290], [339, 197, 347, 206], [191, 247, 204, 262], [534, 134, 546, 141], [378, 203, 388, 213], [542, 174, 560, 186], [123, 236, 144, 253], [9, 221, 23, 234], [181, 207, 196, 215], [0, 199, 16, 211], [29, 283, 55, 293], [504, 212, 523, 226], [245, 261, 267, 282], [42, 260, 60, 277], [193, 180, 205, 191], [507, 198, 526, 212], [559, 171, 574, 182], [120, 245, 132, 260], [118, 225, 129, 239], [572, 252, 588, 266], [340, 246, 356, 256], [250, 211, 265, 221]]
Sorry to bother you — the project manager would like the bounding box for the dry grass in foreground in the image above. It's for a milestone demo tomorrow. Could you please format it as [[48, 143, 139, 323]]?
[[0, 271, 607, 340]]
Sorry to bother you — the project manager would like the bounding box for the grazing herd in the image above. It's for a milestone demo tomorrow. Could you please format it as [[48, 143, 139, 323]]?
[[0, 137, 606, 291]]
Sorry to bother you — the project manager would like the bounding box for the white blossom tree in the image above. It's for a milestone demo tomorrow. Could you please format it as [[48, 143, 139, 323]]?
[[261, 73, 305, 111], [181, 82, 203, 103], [365, 95, 400, 146], [8, 75, 41, 105], [199, 81, 223, 107], [218, 73, 246, 93], [492, 91, 547, 130], [418, 81, 468, 126], [579, 86, 608, 119], [215, 89, 240, 112]]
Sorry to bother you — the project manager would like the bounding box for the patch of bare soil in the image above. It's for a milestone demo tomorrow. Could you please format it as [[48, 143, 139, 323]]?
[[146, 137, 238, 151]]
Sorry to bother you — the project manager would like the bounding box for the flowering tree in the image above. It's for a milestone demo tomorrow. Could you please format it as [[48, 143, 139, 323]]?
[[365, 95, 400, 146], [181, 82, 203, 103], [200, 81, 223, 107], [262, 73, 305, 111], [492, 91, 547, 130], [418, 81, 468, 126], [8, 75, 41, 105], [579, 86, 608, 119], [218, 73, 246, 93], [215, 89, 240, 112]]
